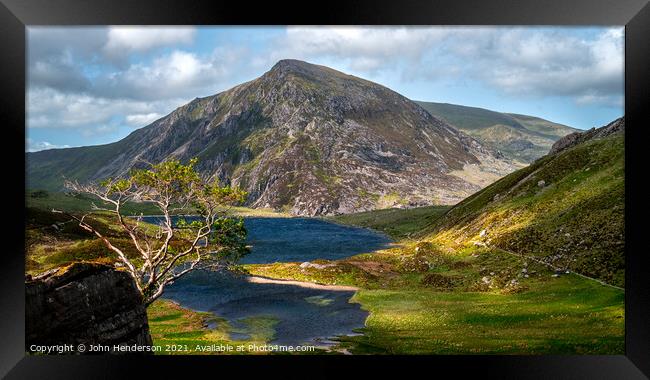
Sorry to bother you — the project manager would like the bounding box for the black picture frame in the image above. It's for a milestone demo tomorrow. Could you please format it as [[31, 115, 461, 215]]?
[[2, 0, 649, 378]]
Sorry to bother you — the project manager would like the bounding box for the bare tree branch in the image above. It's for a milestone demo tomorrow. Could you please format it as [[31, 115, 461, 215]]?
[[61, 158, 248, 305]]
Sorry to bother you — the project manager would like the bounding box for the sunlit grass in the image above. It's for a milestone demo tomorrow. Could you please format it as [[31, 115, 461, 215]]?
[[340, 275, 623, 354], [327, 205, 451, 240], [147, 299, 280, 355]]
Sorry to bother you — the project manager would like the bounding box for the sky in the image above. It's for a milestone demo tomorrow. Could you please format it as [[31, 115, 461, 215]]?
[[26, 26, 624, 152]]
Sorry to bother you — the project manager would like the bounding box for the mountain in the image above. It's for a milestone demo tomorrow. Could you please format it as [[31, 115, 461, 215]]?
[[27, 60, 516, 216], [418, 117, 624, 286], [415, 101, 579, 163]]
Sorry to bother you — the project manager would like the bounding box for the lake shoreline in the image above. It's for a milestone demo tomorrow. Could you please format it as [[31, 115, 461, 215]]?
[[246, 275, 359, 291]]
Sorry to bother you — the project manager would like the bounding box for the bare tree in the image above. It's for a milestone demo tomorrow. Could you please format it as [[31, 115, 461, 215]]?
[[56, 158, 248, 306]]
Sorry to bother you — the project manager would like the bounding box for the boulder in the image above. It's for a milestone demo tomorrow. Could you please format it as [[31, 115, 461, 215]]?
[[26, 262, 153, 353], [299, 261, 333, 270]]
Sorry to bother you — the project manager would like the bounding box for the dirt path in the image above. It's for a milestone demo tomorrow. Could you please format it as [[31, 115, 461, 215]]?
[[490, 245, 624, 291], [345, 260, 398, 278]]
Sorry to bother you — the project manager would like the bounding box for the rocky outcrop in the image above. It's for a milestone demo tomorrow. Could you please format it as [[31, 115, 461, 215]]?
[[26, 263, 152, 352], [549, 117, 624, 155]]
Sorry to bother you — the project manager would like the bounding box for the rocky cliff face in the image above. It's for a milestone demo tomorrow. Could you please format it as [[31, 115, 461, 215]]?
[[26, 263, 152, 352], [27, 59, 516, 216]]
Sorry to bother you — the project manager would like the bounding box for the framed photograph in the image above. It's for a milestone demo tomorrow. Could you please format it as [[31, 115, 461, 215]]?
[[2, 0, 649, 378]]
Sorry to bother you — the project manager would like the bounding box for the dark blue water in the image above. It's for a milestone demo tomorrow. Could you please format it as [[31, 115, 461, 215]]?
[[141, 216, 392, 348], [162, 270, 369, 347], [139, 216, 392, 263]]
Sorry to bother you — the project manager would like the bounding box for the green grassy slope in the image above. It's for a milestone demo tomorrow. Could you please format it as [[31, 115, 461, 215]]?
[[415, 101, 579, 162], [26, 136, 136, 191], [26, 190, 161, 215], [415, 101, 576, 136], [420, 131, 624, 287], [415, 102, 525, 131], [508, 113, 577, 138], [341, 274, 623, 354], [327, 205, 450, 240]]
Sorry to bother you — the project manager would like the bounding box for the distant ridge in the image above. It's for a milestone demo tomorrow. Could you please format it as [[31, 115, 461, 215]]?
[[415, 101, 579, 163]]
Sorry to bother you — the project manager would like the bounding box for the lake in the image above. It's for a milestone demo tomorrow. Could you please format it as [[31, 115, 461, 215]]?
[[140, 216, 392, 349]]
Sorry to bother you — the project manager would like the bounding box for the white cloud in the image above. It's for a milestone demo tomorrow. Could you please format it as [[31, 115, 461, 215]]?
[[26, 138, 70, 152], [266, 26, 623, 103], [285, 27, 448, 58], [26, 26, 624, 149], [575, 93, 623, 107], [27, 87, 187, 133], [125, 113, 163, 126], [29, 55, 91, 93], [132, 50, 215, 88], [103, 26, 196, 58], [95, 49, 241, 100], [263, 26, 451, 74], [441, 27, 624, 100], [28, 27, 107, 61]]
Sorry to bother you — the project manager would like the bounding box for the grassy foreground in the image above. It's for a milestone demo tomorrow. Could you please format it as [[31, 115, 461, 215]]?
[[342, 276, 623, 354], [244, 238, 624, 354]]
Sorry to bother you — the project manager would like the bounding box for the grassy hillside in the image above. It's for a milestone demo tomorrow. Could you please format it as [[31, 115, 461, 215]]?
[[327, 205, 450, 239], [25, 207, 141, 275], [26, 190, 161, 215], [26, 190, 287, 217], [415, 102, 524, 131], [416, 101, 578, 163], [508, 113, 577, 138], [470, 124, 551, 162], [420, 131, 624, 287], [25, 140, 130, 191], [340, 275, 622, 354]]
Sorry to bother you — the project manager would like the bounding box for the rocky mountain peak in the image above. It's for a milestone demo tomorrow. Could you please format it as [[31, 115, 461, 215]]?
[[27, 61, 517, 216], [268, 59, 343, 78], [269, 58, 317, 73], [262, 59, 373, 94]]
